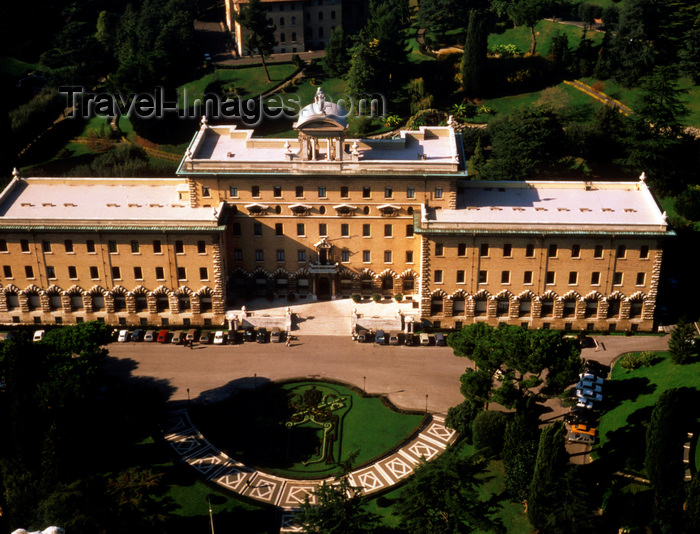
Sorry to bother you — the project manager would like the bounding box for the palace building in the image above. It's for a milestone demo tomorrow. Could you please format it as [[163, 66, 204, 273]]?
[[0, 89, 673, 331]]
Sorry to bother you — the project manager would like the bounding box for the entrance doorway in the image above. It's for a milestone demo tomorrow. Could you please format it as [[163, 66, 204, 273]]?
[[317, 277, 332, 300]]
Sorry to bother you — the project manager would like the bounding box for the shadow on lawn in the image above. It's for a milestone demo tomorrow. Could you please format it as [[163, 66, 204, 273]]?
[[597, 405, 654, 474], [602, 377, 656, 412]]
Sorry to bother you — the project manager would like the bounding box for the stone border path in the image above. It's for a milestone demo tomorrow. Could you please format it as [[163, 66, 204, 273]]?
[[161, 409, 457, 529]]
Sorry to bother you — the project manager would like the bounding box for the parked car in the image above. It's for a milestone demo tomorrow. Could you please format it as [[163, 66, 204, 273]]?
[[199, 331, 212, 344], [389, 332, 400, 345], [419, 333, 430, 346], [576, 389, 603, 403], [131, 329, 144, 342], [214, 331, 227, 344], [576, 398, 596, 409], [171, 330, 186, 344], [571, 424, 596, 436], [404, 332, 415, 346], [186, 329, 198, 342], [568, 432, 595, 445], [231, 330, 244, 344], [580, 372, 604, 384], [143, 330, 156, 342], [157, 330, 169, 343], [357, 329, 369, 343], [256, 327, 268, 343], [576, 383, 603, 395], [270, 328, 282, 343], [375, 330, 387, 345], [564, 408, 595, 425], [434, 333, 445, 346], [244, 327, 256, 342], [33, 329, 45, 342], [118, 329, 130, 342]]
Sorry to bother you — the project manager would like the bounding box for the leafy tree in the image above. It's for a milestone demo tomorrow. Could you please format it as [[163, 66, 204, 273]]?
[[445, 398, 482, 442], [668, 319, 696, 364], [296, 476, 379, 534], [346, 37, 379, 95], [360, 0, 409, 88], [461, 9, 490, 98], [577, 3, 602, 30], [107, 468, 169, 527], [645, 388, 687, 532], [235, 0, 277, 82], [394, 449, 503, 533], [480, 106, 564, 180], [408, 77, 434, 115], [472, 410, 509, 457], [416, 0, 466, 37], [324, 26, 351, 78], [527, 422, 568, 530], [675, 186, 700, 221], [547, 31, 572, 76], [507, 0, 555, 55]]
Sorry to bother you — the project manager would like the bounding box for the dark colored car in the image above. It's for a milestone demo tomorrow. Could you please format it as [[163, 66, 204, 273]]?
[[404, 333, 415, 346], [199, 331, 212, 344], [256, 327, 268, 343], [375, 330, 387, 345], [244, 327, 256, 342], [434, 333, 445, 346]]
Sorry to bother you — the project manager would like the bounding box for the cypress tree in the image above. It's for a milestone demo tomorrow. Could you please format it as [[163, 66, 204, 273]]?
[[461, 10, 488, 98]]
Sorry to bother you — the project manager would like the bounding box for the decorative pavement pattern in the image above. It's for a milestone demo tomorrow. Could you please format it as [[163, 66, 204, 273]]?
[[162, 409, 458, 532]]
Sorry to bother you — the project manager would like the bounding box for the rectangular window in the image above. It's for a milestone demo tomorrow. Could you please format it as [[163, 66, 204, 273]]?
[[108, 240, 118, 253], [131, 240, 140, 254], [434, 270, 443, 283], [407, 187, 415, 199], [202, 185, 211, 198], [594, 245, 604, 258], [298, 250, 306, 262], [42, 240, 52, 253], [458, 243, 467, 257], [177, 267, 186, 280], [276, 223, 284, 236], [613, 272, 623, 285], [340, 186, 349, 198], [200, 267, 209, 280], [341, 250, 350, 262], [175, 240, 184, 254], [616, 245, 627, 258], [319, 223, 327, 236], [46, 266, 56, 279], [591, 272, 600, 285], [197, 240, 206, 254], [362, 224, 370, 237], [435, 187, 443, 199], [255, 250, 264, 262], [20, 239, 30, 252], [64, 239, 74, 253], [273, 185, 282, 197], [234, 249, 243, 261], [363, 250, 370, 262], [503, 244, 512, 257], [277, 249, 285, 262], [155, 267, 165, 280], [526, 244, 535, 257], [385, 186, 393, 198], [153, 240, 162, 254], [523, 271, 533, 284], [254, 223, 262, 236], [232, 222, 241, 236], [478, 270, 487, 284], [363, 186, 371, 198], [381, 250, 391, 263], [3, 266, 12, 278], [456, 270, 465, 283], [68, 266, 77, 279], [252, 185, 260, 197], [25, 265, 34, 278], [134, 266, 143, 280], [480, 244, 489, 257], [435, 243, 444, 256], [90, 266, 99, 279], [318, 186, 327, 198], [640, 245, 650, 259], [341, 223, 349, 237], [406, 224, 414, 237], [571, 244, 581, 258], [384, 224, 392, 237], [0, 239, 6, 252], [112, 266, 121, 280], [296, 185, 304, 197], [406, 250, 414, 263], [548, 244, 558, 258], [569, 271, 578, 285], [636, 272, 645, 285], [501, 270, 510, 284], [229, 185, 238, 197], [297, 223, 305, 236], [546, 271, 555, 284]]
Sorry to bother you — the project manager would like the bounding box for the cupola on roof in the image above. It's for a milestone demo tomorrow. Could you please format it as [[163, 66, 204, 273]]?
[[293, 87, 348, 134]]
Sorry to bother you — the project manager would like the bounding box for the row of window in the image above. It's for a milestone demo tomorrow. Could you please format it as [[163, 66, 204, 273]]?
[[434, 242, 651, 260], [433, 269, 647, 287], [0, 239, 208, 255], [234, 222, 414, 238], [234, 249, 416, 264], [2, 265, 210, 282], [223, 185, 441, 200]]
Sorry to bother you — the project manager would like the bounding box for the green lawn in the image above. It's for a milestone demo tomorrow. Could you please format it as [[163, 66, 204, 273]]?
[[0, 55, 44, 77], [489, 20, 605, 57], [593, 352, 700, 473]]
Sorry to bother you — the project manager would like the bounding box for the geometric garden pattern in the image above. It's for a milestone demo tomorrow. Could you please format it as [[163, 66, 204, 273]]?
[[161, 408, 458, 529]]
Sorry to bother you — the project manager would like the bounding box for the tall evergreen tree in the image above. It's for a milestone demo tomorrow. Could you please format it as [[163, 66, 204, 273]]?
[[503, 411, 540, 500], [235, 0, 277, 82], [461, 9, 489, 98], [527, 422, 568, 530], [323, 26, 351, 78]]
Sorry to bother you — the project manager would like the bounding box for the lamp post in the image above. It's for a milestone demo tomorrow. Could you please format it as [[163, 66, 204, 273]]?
[[425, 394, 428, 414], [187, 387, 190, 406], [363, 376, 366, 393]]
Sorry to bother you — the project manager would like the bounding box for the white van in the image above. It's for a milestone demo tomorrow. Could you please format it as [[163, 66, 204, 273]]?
[[419, 333, 431, 346], [33, 329, 45, 342], [118, 330, 130, 342], [214, 331, 226, 344]]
